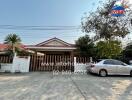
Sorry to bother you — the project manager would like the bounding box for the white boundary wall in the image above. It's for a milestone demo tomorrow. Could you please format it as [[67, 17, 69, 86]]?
[[74, 57, 91, 73], [0, 54, 30, 73], [11, 55, 30, 73], [0, 56, 91, 73], [0, 64, 13, 72]]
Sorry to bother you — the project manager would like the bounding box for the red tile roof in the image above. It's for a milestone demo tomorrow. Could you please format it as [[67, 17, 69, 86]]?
[[0, 44, 9, 51], [0, 44, 27, 51]]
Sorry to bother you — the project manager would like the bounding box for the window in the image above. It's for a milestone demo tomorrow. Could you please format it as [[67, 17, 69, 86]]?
[[103, 60, 115, 65], [104, 60, 125, 65], [113, 60, 124, 65]]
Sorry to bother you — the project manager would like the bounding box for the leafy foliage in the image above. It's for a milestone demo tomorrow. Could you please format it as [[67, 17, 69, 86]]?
[[96, 40, 122, 59], [4, 34, 21, 55], [123, 43, 132, 58], [82, 0, 132, 40], [75, 35, 96, 57]]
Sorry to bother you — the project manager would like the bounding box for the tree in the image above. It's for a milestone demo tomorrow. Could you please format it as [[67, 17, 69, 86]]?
[[122, 43, 132, 62], [96, 40, 122, 59], [75, 35, 96, 57], [81, 0, 132, 40], [4, 34, 21, 55]]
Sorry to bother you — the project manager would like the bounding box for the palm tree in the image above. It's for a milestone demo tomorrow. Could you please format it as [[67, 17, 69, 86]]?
[[4, 34, 21, 55]]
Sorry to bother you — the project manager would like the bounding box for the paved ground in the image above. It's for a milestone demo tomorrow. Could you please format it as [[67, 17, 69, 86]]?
[[0, 72, 132, 100]]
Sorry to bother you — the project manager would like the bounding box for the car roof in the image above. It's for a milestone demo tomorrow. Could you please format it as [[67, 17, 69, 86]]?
[[97, 59, 117, 64], [97, 59, 112, 62], [99, 59, 117, 61]]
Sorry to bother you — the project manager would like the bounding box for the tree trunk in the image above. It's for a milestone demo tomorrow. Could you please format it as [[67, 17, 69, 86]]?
[[12, 44, 15, 55]]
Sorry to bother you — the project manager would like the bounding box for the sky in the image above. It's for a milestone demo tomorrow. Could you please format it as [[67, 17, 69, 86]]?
[[0, 0, 100, 45], [0, 0, 131, 45]]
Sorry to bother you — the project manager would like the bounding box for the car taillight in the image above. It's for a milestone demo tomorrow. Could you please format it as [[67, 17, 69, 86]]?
[[91, 65, 95, 68]]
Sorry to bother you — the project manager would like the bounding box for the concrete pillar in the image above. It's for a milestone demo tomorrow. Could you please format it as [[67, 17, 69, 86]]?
[[90, 57, 93, 63], [11, 53, 17, 73], [74, 57, 77, 73]]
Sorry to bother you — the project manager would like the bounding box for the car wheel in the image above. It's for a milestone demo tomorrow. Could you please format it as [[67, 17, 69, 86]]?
[[99, 70, 107, 77], [130, 70, 132, 77]]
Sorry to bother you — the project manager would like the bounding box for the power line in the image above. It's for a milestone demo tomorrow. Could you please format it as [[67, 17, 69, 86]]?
[[0, 25, 79, 27], [0, 32, 84, 38], [0, 25, 81, 31], [0, 28, 80, 31], [0, 30, 82, 35]]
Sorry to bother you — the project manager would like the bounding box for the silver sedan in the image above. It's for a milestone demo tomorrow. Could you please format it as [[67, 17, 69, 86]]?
[[89, 59, 132, 77]]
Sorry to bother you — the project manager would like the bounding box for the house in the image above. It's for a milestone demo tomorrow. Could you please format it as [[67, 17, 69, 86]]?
[[0, 38, 89, 72], [26, 37, 76, 56]]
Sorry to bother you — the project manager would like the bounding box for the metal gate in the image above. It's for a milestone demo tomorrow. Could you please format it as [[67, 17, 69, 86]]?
[[29, 55, 74, 72]]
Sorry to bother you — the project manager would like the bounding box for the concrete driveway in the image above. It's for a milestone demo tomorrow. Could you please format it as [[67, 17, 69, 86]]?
[[0, 72, 132, 100]]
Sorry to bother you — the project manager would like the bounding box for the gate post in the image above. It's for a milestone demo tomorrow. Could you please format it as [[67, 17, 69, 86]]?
[[90, 57, 93, 63], [11, 53, 17, 73], [74, 57, 77, 73], [27, 56, 31, 72]]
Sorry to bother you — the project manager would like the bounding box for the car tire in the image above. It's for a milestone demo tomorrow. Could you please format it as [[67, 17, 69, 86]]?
[[99, 70, 107, 77], [130, 70, 132, 77]]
